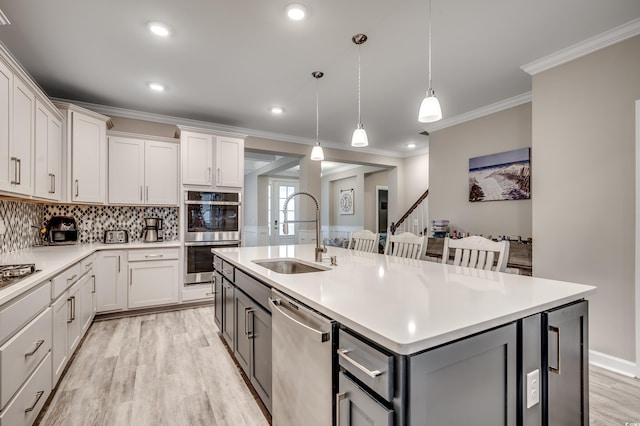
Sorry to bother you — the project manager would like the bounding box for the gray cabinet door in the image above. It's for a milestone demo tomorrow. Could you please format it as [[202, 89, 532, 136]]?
[[213, 272, 223, 329], [337, 371, 393, 426], [222, 280, 234, 348], [408, 322, 517, 425], [250, 301, 272, 413], [543, 300, 588, 426], [234, 289, 252, 375]]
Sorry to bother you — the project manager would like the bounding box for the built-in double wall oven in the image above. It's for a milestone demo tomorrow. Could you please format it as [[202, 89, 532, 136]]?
[[184, 191, 241, 286]]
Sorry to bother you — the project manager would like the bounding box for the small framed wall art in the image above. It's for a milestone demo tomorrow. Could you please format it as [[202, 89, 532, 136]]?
[[469, 147, 530, 202], [339, 189, 354, 215]]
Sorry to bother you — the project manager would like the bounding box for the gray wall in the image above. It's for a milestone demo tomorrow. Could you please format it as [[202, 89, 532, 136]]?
[[532, 35, 640, 363], [429, 103, 533, 238]]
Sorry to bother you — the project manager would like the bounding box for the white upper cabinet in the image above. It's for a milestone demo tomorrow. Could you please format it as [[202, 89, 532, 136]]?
[[180, 127, 244, 189], [34, 99, 62, 201], [108, 134, 178, 206], [145, 139, 178, 205], [0, 73, 35, 196], [55, 102, 110, 204], [181, 131, 213, 186], [0, 59, 11, 193], [215, 136, 244, 188]]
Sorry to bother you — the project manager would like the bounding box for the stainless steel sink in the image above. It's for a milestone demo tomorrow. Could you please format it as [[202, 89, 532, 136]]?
[[252, 258, 329, 274]]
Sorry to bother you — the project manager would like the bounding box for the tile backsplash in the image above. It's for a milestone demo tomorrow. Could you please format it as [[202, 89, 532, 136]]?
[[44, 205, 179, 244], [0, 200, 44, 253]]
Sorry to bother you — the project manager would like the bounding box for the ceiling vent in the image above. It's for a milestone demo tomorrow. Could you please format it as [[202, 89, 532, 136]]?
[[0, 9, 10, 25]]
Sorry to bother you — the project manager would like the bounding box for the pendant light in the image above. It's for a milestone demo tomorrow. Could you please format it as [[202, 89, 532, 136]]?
[[310, 71, 325, 161], [418, 0, 442, 123], [351, 33, 368, 147]]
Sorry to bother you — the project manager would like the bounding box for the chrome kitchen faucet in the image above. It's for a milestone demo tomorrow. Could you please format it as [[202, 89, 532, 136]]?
[[282, 191, 326, 262]]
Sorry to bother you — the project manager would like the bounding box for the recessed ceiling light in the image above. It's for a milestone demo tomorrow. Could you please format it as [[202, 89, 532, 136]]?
[[285, 3, 309, 21], [269, 106, 284, 114], [407, 143, 416, 149], [147, 82, 165, 92], [147, 21, 171, 37]]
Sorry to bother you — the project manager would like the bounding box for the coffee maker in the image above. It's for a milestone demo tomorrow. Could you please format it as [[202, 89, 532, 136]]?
[[141, 217, 163, 242]]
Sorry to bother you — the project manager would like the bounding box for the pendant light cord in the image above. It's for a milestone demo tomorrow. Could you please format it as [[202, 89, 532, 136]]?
[[316, 77, 320, 143], [357, 44, 362, 125], [428, 0, 433, 90]]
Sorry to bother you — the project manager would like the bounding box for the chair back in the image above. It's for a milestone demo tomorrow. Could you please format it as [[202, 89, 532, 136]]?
[[442, 236, 510, 272], [384, 232, 425, 260], [348, 230, 379, 253]]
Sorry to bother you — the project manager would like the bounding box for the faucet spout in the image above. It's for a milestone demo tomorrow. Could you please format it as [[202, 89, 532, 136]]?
[[282, 191, 326, 262]]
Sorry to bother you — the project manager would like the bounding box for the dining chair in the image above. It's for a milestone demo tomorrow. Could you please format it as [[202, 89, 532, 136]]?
[[384, 232, 425, 260], [442, 235, 510, 272], [348, 230, 379, 253]]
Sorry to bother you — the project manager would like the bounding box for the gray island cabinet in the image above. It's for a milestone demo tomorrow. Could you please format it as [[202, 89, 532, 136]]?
[[212, 245, 594, 426]]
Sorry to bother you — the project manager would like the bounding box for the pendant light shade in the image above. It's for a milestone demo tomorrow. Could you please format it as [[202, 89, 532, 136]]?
[[351, 34, 368, 147], [351, 124, 368, 147], [418, 88, 442, 122], [418, 0, 442, 123], [310, 71, 325, 161]]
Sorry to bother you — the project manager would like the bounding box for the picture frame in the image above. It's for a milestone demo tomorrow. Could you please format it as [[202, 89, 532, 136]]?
[[469, 147, 530, 202], [339, 189, 354, 215]]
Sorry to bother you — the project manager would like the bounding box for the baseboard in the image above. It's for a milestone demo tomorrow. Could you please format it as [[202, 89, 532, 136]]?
[[589, 349, 637, 378]]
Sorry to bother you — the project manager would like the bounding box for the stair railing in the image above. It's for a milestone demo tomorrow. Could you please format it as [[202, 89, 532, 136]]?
[[389, 189, 429, 235]]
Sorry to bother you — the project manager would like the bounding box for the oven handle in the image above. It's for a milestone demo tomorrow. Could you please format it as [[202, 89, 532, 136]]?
[[184, 200, 241, 206], [184, 241, 241, 247]]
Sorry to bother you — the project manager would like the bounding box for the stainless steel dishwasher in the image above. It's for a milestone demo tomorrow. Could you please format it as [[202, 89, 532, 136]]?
[[269, 288, 334, 426]]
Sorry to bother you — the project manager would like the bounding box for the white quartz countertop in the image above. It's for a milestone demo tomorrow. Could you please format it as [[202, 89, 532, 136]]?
[[0, 241, 180, 305], [213, 244, 597, 355]]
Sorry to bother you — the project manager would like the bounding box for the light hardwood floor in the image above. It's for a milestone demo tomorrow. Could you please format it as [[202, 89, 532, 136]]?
[[37, 306, 269, 426], [37, 306, 640, 425]]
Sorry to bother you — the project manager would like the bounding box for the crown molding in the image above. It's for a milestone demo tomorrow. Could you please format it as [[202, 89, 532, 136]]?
[[421, 92, 532, 133], [0, 9, 10, 26], [521, 18, 640, 75], [51, 98, 405, 158]]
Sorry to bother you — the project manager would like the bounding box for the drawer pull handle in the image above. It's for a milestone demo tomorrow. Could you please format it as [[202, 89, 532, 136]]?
[[24, 340, 45, 358], [336, 392, 348, 426], [67, 274, 78, 282], [25, 390, 45, 413], [337, 348, 382, 378], [145, 254, 163, 258]]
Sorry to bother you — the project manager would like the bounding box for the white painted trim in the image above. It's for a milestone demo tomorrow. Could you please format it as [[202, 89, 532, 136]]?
[[636, 99, 640, 379], [422, 92, 532, 133], [590, 349, 637, 378], [0, 9, 10, 25], [50, 98, 406, 159], [521, 18, 640, 75]]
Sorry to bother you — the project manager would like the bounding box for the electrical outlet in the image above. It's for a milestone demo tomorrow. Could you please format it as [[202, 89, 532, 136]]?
[[526, 369, 540, 408], [0, 218, 5, 235], [83, 219, 93, 230]]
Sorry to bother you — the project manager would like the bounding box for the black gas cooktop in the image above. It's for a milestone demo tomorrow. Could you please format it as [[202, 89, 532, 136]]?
[[0, 264, 38, 290]]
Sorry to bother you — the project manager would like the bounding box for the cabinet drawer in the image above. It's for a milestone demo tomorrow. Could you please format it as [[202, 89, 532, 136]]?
[[0, 307, 52, 409], [128, 248, 179, 262], [338, 371, 393, 425], [338, 329, 394, 402], [0, 352, 51, 426], [221, 260, 234, 282], [213, 255, 223, 272], [82, 253, 96, 273], [0, 282, 50, 344], [52, 262, 83, 299], [235, 269, 270, 311]]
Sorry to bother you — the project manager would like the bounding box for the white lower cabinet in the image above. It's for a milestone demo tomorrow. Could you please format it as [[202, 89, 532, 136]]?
[[95, 250, 127, 313], [128, 248, 179, 309], [51, 293, 69, 386], [79, 272, 96, 335], [0, 353, 51, 426]]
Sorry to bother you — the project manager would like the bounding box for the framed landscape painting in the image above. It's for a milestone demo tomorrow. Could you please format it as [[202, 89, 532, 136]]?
[[469, 147, 530, 202]]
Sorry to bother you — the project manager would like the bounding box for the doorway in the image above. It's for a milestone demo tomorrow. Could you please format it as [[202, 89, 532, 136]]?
[[270, 179, 298, 245], [376, 186, 388, 233]]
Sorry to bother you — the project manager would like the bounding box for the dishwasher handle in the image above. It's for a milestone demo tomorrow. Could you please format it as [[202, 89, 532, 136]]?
[[269, 297, 330, 343]]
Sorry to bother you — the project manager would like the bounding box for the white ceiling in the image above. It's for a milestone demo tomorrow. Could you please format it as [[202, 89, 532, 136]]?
[[0, 1, 639, 156]]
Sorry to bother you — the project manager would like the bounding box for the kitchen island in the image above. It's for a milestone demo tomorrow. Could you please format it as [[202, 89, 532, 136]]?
[[213, 244, 596, 426]]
